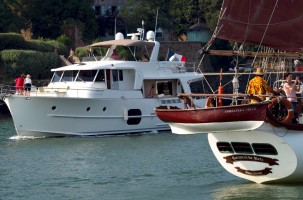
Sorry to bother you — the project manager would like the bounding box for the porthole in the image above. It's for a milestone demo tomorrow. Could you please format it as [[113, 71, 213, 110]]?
[[87, 107, 91, 111], [217, 142, 234, 153], [217, 142, 278, 156], [231, 142, 253, 154], [252, 143, 278, 155], [51, 106, 56, 110], [103, 107, 107, 112]]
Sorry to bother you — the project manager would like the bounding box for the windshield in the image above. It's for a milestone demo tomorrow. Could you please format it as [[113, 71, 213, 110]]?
[[51, 71, 63, 82], [76, 70, 97, 82], [61, 70, 78, 82]]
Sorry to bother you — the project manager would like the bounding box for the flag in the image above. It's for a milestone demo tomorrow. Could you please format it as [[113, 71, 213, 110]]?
[[166, 48, 175, 61], [166, 48, 187, 62]]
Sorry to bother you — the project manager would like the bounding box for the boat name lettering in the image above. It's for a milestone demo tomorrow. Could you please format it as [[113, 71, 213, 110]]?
[[235, 167, 272, 176], [224, 155, 279, 166], [224, 107, 256, 113]]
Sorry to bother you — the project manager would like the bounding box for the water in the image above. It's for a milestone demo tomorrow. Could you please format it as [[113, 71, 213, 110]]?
[[1, 116, 303, 200]]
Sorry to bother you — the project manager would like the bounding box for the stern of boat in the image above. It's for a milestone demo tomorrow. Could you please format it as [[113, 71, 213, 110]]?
[[207, 126, 301, 183]]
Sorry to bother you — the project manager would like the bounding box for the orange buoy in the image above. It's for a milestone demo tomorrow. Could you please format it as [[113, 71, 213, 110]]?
[[218, 85, 223, 107]]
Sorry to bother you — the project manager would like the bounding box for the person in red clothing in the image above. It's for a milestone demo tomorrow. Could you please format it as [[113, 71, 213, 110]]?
[[15, 74, 25, 95]]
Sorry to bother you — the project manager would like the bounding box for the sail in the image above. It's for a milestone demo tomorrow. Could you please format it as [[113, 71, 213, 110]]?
[[216, 0, 303, 52]]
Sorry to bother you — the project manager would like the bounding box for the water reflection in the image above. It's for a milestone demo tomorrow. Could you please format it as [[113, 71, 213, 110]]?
[[212, 182, 303, 200]]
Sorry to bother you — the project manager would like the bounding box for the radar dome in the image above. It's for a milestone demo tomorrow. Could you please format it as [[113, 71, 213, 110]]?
[[131, 35, 138, 40], [115, 32, 124, 40], [146, 31, 155, 41]]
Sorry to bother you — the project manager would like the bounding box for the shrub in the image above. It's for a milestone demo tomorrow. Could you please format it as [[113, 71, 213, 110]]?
[[75, 47, 89, 57], [27, 40, 55, 52], [0, 33, 27, 51], [0, 33, 69, 55], [46, 40, 69, 56], [56, 35, 73, 48], [0, 50, 60, 79]]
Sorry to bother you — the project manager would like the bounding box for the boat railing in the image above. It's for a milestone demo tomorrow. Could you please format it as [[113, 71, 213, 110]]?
[[178, 93, 277, 108], [0, 84, 15, 98], [184, 62, 197, 72]]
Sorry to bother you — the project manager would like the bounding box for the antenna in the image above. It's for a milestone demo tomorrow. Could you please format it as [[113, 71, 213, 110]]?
[[154, 8, 159, 41], [142, 20, 145, 40]]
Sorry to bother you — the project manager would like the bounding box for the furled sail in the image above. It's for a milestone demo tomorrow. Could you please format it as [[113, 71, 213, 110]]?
[[215, 0, 303, 52]]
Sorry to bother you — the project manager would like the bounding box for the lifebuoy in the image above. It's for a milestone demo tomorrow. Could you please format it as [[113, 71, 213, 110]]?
[[268, 97, 294, 124]]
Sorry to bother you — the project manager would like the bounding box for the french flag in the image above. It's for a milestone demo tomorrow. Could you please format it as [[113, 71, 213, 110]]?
[[166, 49, 187, 62]]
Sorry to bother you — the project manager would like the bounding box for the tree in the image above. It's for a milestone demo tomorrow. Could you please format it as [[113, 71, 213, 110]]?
[[199, 0, 222, 32], [0, 0, 25, 33], [120, 0, 206, 38], [2, 0, 97, 42], [170, 0, 205, 36], [120, 0, 173, 35]]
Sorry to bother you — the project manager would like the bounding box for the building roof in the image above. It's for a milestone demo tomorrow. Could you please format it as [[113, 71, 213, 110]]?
[[187, 22, 210, 31]]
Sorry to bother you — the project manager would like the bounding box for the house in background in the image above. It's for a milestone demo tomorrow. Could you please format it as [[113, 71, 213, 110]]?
[[92, 0, 126, 16], [187, 21, 212, 42]]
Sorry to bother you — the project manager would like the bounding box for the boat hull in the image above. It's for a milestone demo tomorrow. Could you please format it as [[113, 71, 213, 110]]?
[[4, 95, 200, 137], [167, 121, 265, 134], [155, 102, 268, 134], [208, 122, 303, 183]]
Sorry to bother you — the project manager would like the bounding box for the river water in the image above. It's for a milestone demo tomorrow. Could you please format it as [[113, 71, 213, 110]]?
[[1, 116, 303, 199]]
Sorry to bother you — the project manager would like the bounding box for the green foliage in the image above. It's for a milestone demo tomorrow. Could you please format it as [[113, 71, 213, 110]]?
[[75, 46, 107, 58], [0, 49, 59, 79], [0, 33, 67, 80], [75, 47, 89, 58], [46, 40, 69, 56], [199, 0, 222, 32], [120, 0, 172, 34], [0, 0, 23, 33], [27, 40, 54, 52], [0, 33, 27, 50], [56, 35, 73, 48], [120, 0, 206, 37], [2, 0, 97, 41], [0, 33, 69, 55]]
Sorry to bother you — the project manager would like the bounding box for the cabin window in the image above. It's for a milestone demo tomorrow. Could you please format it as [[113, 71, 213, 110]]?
[[252, 143, 278, 155], [217, 142, 234, 153], [95, 70, 105, 82], [61, 70, 78, 82], [157, 81, 172, 95], [112, 70, 123, 82], [231, 142, 253, 154], [119, 70, 123, 81], [76, 70, 97, 82], [113, 70, 118, 81], [51, 71, 63, 82]]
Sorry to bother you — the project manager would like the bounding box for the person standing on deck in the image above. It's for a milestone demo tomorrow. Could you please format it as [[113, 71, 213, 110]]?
[[24, 74, 32, 96], [15, 74, 25, 95], [247, 68, 281, 102], [284, 73, 300, 123]]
